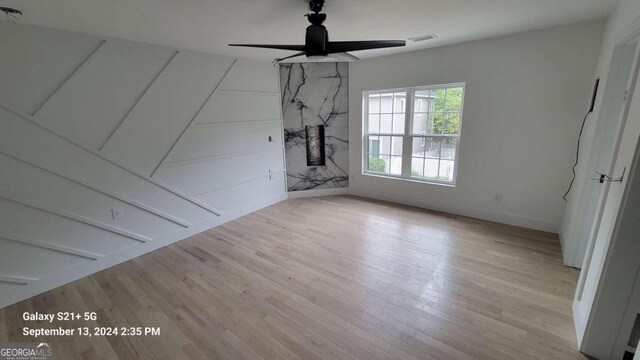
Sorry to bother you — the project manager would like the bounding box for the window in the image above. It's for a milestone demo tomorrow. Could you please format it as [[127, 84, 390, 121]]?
[[363, 83, 465, 185]]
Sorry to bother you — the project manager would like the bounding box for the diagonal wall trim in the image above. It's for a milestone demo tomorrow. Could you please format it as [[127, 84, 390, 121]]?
[[151, 178, 224, 215], [191, 119, 283, 127], [0, 192, 286, 308], [149, 59, 238, 178], [217, 89, 280, 95], [32, 40, 108, 117], [0, 196, 150, 243], [0, 102, 221, 217], [0, 150, 191, 228], [163, 145, 285, 168], [188, 170, 286, 196], [0, 275, 35, 285], [0, 236, 102, 260], [98, 50, 180, 152]]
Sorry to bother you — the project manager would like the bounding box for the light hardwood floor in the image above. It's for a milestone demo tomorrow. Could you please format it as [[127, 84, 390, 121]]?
[[0, 195, 585, 359]]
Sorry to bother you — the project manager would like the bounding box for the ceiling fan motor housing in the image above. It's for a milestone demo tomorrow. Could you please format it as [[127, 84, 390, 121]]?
[[305, 25, 329, 56]]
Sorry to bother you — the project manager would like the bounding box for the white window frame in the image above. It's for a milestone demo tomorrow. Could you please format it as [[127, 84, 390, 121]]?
[[362, 82, 465, 186]]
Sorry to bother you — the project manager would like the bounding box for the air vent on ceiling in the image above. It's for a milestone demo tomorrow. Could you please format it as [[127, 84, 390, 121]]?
[[408, 34, 438, 42]]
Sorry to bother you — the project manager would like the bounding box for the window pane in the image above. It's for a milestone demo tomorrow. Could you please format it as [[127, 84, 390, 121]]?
[[432, 89, 447, 112], [412, 137, 426, 157], [414, 90, 433, 112], [443, 112, 460, 135], [368, 136, 380, 155], [391, 137, 403, 156], [393, 92, 406, 113], [439, 159, 455, 182], [424, 158, 439, 179], [441, 138, 457, 160], [414, 113, 447, 135], [412, 112, 428, 135], [430, 112, 446, 134], [378, 135, 391, 155], [445, 87, 464, 111], [368, 94, 381, 114], [368, 114, 380, 133], [368, 135, 392, 156], [411, 157, 424, 177], [392, 113, 405, 134], [380, 93, 393, 113], [368, 154, 390, 174], [380, 114, 392, 133], [389, 156, 402, 175], [424, 137, 441, 159]]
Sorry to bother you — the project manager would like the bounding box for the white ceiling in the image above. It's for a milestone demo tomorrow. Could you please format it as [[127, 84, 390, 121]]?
[[1, 0, 616, 61]]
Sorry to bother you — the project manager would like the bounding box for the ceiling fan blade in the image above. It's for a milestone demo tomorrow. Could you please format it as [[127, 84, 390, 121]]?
[[327, 52, 359, 62], [329, 40, 406, 53], [229, 44, 306, 51], [274, 51, 307, 63]]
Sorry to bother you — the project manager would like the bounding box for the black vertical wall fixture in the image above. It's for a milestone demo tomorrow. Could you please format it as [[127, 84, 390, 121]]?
[[306, 125, 326, 166]]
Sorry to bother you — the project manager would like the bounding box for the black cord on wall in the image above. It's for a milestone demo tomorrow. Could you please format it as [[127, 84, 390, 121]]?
[[562, 78, 599, 203], [562, 110, 592, 203]]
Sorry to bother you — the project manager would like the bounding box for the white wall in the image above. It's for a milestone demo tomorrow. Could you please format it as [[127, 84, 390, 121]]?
[[0, 23, 286, 308], [349, 21, 604, 233]]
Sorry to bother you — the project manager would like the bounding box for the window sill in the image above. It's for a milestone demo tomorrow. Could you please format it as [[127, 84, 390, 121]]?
[[362, 172, 457, 188]]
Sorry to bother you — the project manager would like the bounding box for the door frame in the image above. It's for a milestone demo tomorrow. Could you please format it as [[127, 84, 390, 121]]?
[[575, 33, 640, 303]]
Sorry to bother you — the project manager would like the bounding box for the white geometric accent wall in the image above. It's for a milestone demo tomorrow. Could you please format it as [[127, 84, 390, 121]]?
[[0, 23, 286, 308]]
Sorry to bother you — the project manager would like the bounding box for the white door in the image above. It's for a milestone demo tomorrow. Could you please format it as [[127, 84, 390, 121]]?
[[574, 37, 640, 357], [564, 40, 640, 268]]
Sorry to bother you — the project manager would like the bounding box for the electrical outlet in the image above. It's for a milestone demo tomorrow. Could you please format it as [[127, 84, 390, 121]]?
[[111, 208, 123, 220], [493, 194, 503, 204]]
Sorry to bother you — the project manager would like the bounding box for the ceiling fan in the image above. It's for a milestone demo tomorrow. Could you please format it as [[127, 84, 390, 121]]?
[[1, 6, 22, 21], [229, 0, 406, 63]]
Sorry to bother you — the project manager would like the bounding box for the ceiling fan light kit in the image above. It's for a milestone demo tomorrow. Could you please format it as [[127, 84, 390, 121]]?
[[229, 0, 406, 63]]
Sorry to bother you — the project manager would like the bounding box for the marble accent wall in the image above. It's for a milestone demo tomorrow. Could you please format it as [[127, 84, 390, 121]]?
[[280, 63, 349, 191]]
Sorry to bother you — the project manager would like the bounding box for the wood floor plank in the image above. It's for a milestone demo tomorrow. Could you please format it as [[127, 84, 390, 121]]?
[[0, 195, 585, 359]]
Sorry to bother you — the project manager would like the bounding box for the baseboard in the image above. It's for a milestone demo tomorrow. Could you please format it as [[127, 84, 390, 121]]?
[[291, 186, 559, 232], [287, 188, 350, 199], [0, 193, 287, 309], [350, 188, 559, 233]]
